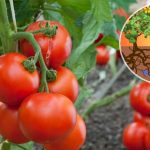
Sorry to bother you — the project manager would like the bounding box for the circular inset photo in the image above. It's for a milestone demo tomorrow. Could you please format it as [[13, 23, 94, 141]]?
[[120, 6, 150, 82]]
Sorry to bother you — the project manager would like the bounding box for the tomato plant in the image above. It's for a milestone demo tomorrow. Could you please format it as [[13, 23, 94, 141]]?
[[48, 66, 79, 103], [0, 102, 29, 144], [0, 53, 39, 106], [0, 0, 133, 149], [130, 82, 150, 115], [20, 20, 72, 69], [18, 93, 77, 143], [44, 115, 86, 150], [96, 45, 110, 65]]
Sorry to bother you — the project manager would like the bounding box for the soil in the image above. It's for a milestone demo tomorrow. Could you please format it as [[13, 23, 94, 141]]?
[[81, 62, 135, 150]]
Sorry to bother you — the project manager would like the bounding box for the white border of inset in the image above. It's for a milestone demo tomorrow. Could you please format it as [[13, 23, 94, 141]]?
[[119, 4, 150, 83]]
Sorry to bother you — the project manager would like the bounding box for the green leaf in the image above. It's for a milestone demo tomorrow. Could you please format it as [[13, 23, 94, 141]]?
[[68, 45, 96, 79], [114, 15, 126, 30], [1, 142, 11, 150], [98, 36, 119, 49], [11, 142, 34, 150], [62, 13, 82, 48], [6, 0, 43, 26], [75, 86, 92, 110], [55, 0, 90, 17], [66, 0, 114, 79], [101, 21, 118, 39]]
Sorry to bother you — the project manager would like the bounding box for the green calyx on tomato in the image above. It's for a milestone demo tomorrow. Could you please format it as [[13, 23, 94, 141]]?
[[22, 57, 37, 73], [32, 22, 58, 38], [46, 69, 57, 82]]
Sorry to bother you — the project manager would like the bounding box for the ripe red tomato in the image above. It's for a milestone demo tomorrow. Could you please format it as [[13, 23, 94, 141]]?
[[18, 93, 77, 143], [123, 122, 149, 150], [20, 20, 72, 69], [95, 33, 104, 43], [113, 8, 129, 19], [0, 102, 28, 144], [130, 82, 150, 115], [145, 133, 150, 150], [44, 114, 86, 150], [48, 67, 79, 103], [96, 45, 110, 65], [134, 112, 150, 127], [0, 53, 39, 106]]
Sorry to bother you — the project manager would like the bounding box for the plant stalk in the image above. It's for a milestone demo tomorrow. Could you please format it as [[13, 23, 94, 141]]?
[[12, 32, 49, 92], [0, 0, 16, 53], [82, 80, 136, 120]]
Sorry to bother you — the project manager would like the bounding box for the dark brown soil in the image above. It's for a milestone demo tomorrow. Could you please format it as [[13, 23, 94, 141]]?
[[81, 63, 135, 150]]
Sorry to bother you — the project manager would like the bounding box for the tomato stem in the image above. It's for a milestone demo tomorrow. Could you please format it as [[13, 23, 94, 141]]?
[[31, 24, 58, 37], [82, 80, 137, 120], [10, 142, 29, 150], [46, 69, 57, 82], [22, 57, 37, 73], [12, 32, 50, 92], [0, 0, 16, 53]]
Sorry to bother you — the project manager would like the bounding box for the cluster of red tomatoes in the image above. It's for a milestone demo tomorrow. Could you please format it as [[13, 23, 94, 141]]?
[[123, 82, 150, 150], [0, 20, 86, 150]]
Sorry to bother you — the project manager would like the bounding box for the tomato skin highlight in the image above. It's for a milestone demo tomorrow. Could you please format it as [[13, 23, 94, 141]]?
[[48, 67, 79, 103], [0, 53, 40, 106], [18, 93, 77, 143], [20, 20, 72, 69], [44, 115, 86, 150], [0, 102, 29, 144], [130, 82, 150, 115], [96, 45, 110, 65], [123, 122, 149, 150]]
